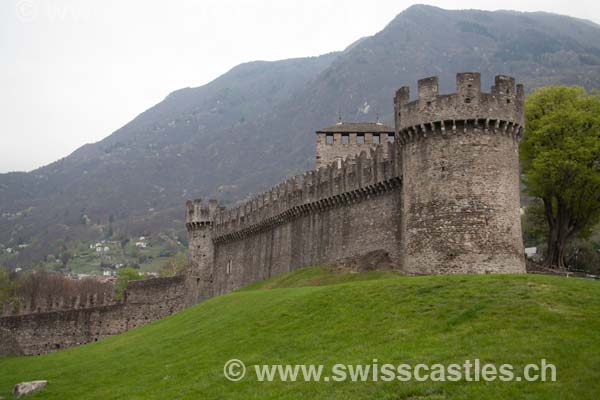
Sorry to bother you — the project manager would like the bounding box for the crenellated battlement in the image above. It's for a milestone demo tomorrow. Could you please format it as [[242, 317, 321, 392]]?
[[185, 198, 219, 231], [2, 292, 116, 317], [394, 73, 525, 141], [207, 140, 403, 243]]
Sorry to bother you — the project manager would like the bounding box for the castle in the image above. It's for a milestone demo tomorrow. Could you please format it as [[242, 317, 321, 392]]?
[[0, 72, 525, 355], [184, 72, 526, 305]]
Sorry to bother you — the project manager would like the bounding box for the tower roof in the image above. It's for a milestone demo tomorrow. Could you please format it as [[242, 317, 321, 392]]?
[[316, 122, 394, 134]]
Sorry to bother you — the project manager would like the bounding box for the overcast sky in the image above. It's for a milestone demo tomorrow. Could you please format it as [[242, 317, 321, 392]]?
[[1, 0, 599, 173]]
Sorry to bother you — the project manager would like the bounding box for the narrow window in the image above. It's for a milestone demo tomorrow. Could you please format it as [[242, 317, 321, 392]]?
[[227, 260, 232, 275], [465, 98, 471, 104], [357, 134, 365, 144], [341, 134, 349, 144], [326, 134, 334, 145], [372, 134, 380, 144]]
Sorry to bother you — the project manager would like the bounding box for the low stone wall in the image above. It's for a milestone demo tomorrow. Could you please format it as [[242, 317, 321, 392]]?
[[0, 275, 185, 356]]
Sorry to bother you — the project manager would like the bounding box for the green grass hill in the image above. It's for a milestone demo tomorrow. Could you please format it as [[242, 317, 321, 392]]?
[[1, 267, 599, 399]]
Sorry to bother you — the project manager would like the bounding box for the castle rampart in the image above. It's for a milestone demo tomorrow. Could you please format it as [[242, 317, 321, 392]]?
[[186, 142, 404, 299], [210, 141, 402, 240], [2, 291, 115, 317], [0, 275, 185, 356]]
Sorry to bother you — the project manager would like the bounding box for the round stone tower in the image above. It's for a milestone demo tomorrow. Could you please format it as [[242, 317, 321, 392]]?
[[394, 72, 525, 274]]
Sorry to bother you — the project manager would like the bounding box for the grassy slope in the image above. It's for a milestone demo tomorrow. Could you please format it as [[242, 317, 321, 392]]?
[[0, 268, 599, 399]]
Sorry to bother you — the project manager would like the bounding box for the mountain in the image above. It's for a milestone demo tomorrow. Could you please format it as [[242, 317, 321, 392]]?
[[3, 4, 600, 267]]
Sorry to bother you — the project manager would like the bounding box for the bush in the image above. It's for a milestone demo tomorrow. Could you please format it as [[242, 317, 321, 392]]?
[[114, 267, 142, 300]]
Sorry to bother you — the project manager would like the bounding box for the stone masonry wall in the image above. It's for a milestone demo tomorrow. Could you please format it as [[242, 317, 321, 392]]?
[[187, 141, 404, 297], [395, 73, 525, 274], [185, 201, 217, 306], [399, 124, 524, 274], [0, 275, 185, 356], [211, 190, 402, 295]]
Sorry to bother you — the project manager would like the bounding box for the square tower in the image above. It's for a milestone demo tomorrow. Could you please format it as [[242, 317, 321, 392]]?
[[315, 122, 395, 169]]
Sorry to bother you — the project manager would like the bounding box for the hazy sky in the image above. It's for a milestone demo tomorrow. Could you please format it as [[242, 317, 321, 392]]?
[[1, 0, 599, 173]]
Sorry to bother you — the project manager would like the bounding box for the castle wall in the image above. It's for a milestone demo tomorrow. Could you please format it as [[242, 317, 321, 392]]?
[[0, 275, 185, 356], [187, 142, 404, 298], [2, 291, 115, 317], [211, 189, 402, 295]]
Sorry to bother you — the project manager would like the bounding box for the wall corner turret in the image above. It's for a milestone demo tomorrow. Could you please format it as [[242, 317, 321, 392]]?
[[185, 198, 218, 306]]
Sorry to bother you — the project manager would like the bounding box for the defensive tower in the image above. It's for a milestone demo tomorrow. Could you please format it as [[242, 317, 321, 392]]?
[[394, 72, 526, 274], [315, 122, 394, 169], [185, 199, 219, 306]]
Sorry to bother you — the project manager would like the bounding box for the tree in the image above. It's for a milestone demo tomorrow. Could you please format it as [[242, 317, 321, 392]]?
[[106, 224, 114, 239], [0, 267, 17, 304], [13, 270, 112, 309], [566, 237, 600, 274], [55, 240, 72, 268], [115, 267, 141, 300], [521, 199, 548, 248], [59, 248, 72, 268], [128, 246, 140, 259], [522, 201, 600, 273], [159, 252, 187, 277], [120, 237, 130, 249], [106, 214, 115, 239], [521, 86, 600, 268]]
